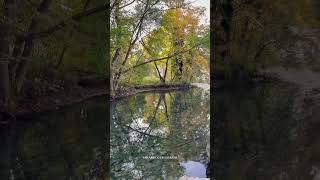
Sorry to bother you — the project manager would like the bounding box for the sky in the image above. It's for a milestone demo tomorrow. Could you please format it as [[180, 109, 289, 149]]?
[[122, 0, 210, 25], [191, 0, 210, 25]]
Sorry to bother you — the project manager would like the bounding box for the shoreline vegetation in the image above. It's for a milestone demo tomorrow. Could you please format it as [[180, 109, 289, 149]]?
[[4, 66, 320, 119], [0, 69, 292, 119], [1, 81, 209, 119], [0, 85, 107, 120], [3, 74, 275, 119], [110, 84, 194, 100], [0, 83, 193, 119]]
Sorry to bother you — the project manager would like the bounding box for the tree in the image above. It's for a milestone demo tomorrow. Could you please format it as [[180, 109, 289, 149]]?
[[110, 0, 163, 95], [212, 0, 320, 79], [110, 0, 209, 95], [0, 0, 108, 109]]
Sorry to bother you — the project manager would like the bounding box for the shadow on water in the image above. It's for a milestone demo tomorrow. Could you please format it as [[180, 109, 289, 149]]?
[[0, 98, 108, 179], [111, 88, 210, 179], [213, 81, 320, 180]]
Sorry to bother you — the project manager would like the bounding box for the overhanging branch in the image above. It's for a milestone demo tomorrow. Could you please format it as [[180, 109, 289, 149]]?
[[22, 3, 109, 40], [121, 43, 202, 74]]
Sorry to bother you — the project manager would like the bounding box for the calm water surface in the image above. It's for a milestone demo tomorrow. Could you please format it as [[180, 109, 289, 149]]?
[[213, 82, 320, 180], [2, 81, 318, 180], [0, 88, 210, 180], [111, 88, 210, 179], [0, 98, 108, 179]]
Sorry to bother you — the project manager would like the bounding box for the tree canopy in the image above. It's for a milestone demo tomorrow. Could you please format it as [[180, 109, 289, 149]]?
[[110, 0, 210, 96], [212, 0, 320, 80], [0, 0, 107, 109]]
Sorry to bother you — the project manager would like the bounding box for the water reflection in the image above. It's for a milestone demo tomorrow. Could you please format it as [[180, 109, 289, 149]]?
[[0, 98, 108, 179], [213, 82, 320, 180], [111, 88, 210, 179], [180, 161, 207, 178]]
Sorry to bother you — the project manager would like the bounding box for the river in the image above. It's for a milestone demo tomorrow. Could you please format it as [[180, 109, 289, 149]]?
[[0, 98, 108, 179], [111, 87, 210, 179], [213, 81, 320, 180], [1, 80, 319, 179], [0, 87, 210, 179]]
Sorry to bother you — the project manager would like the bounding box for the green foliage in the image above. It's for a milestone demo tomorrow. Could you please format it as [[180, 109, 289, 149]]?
[[110, 0, 210, 90], [22, 0, 108, 92], [212, 0, 320, 79]]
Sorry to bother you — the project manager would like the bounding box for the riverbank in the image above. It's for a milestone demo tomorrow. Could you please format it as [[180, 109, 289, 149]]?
[[0, 74, 109, 120], [111, 84, 194, 100], [12, 85, 108, 117], [2, 84, 195, 119], [9, 66, 318, 118]]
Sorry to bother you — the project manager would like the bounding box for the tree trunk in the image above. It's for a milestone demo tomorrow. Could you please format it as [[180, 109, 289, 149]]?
[[0, 0, 15, 107], [9, 37, 25, 89], [0, 63, 11, 106], [15, 0, 52, 93], [113, 1, 150, 91], [163, 59, 169, 83], [154, 62, 165, 84], [54, 45, 67, 69], [110, 48, 121, 97], [15, 38, 33, 93]]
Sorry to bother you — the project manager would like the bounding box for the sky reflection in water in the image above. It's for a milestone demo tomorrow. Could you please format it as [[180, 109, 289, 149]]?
[[111, 88, 210, 179]]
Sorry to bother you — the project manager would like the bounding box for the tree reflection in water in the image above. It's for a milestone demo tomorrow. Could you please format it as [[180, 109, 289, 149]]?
[[0, 99, 108, 179], [213, 82, 320, 180], [111, 88, 210, 179]]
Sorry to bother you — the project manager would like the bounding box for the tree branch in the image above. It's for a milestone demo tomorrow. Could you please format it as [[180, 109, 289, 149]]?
[[254, 39, 277, 60], [121, 43, 202, 74], [22, 3, 108, 40]]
